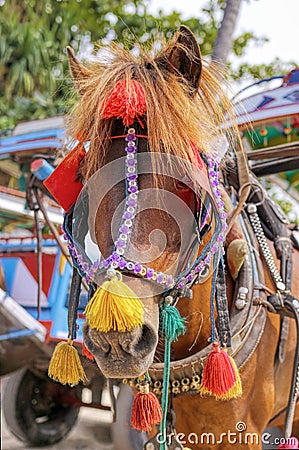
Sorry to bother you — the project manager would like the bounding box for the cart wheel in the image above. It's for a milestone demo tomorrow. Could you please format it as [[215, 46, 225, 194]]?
[[3, 367, 81, 446], [111, 383, 147, 450]]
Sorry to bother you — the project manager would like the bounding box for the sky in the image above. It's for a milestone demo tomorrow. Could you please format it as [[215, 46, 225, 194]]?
[[147, 0, 298, 67]]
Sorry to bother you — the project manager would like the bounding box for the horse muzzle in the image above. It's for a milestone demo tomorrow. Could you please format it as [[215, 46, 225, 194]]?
[[83, 321, 158, 378]]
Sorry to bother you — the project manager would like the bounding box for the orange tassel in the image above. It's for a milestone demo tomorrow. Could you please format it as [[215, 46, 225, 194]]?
[[130, 384, 162, 432], [200, 342, 237, 399], [82, 342, 95, 361], [101, 79, 146, 126]]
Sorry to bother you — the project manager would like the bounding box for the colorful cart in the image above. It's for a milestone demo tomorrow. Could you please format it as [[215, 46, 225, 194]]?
[[0, 118, 111, 447], [233, 68, 299, 189]]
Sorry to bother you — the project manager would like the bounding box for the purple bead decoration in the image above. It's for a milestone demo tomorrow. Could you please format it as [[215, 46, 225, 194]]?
[[146, 268, 155, 279], [128, 185, 138, 194], [126, 146, 136, 153], [126, 133, 136, 141], [127, 158, 137, 167], [127, 173, 138, 181], [120, 224, 130, 234], [134, 263, 142, 274], [123, 211, 133, 220], [156, 273, 165, 284], [166, 275, 174, 286], [118, 259, 127, 269]]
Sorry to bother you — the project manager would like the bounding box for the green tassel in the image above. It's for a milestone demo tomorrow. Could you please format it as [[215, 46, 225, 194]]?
[[160, 298, 186, 342], [159, 297, 186, 450]]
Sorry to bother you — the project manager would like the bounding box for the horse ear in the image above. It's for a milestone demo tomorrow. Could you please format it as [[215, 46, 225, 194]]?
[[66, 46, 93, 95], [157, 26, 202, 95]]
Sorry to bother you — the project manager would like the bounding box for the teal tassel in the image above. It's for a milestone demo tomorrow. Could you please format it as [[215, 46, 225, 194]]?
[[160, 301, 186, 342], [159, 297, 186, 450], [160, 340, 171, 450]]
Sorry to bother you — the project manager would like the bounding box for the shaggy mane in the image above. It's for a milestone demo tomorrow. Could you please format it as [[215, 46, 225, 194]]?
[[67, 39, 240, 180]]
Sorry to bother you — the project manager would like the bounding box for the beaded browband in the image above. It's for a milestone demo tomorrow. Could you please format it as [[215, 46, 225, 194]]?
[[63, 127, 228, 297]]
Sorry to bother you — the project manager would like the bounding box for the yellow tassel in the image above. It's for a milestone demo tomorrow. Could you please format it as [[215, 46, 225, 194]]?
[[48, 340, 87, 387], [85, 270, 144, 332]]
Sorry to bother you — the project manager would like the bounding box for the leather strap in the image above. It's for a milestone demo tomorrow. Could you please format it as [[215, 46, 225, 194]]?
[[226, 142, 251, 232], [68, 267, 82, 340], [215, 257, 231, 347], [268, 293, 299, 439]]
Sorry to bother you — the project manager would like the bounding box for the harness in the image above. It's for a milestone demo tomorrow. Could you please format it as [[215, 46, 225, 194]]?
[[224, 154, 299, 444], [41, 126, 299, 448]]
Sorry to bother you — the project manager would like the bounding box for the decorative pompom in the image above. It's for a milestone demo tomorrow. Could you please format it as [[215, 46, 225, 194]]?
[[130, 386, 162, 432], [101, 79, 146, 126], [277, 437, 299, 449], [48, 340, 87, 386], [85, 270, 144, 333], [160, 301, 186, 342], [200, 342, 241, 400], [82, 341, 95, 361]]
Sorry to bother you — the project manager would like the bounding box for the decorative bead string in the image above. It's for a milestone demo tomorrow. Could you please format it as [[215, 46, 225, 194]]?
[[175, 155, 227, 289], [63, 136, 227, 290], [64, 128, 174, 288]]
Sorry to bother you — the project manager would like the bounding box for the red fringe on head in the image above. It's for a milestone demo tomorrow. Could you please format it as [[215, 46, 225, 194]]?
[[101, 79, 146, 126]]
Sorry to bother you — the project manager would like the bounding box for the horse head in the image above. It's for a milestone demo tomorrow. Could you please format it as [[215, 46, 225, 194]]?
[[64, 26, 236, 380], [46, 26, 299, 447]]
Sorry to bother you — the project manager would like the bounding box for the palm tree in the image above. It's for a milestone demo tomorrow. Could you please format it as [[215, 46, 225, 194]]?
[[212, 0, 242, 65]]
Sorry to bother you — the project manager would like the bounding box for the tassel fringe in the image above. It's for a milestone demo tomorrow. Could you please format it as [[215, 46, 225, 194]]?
[[102, 79, 146, 126], [200, 342, 241, 400], [225, 354, 242, 399], [160, 300, 186, 342], [85, 271, 144, 333], [130, 382, 162, 432], [48, 340, 87, 386]]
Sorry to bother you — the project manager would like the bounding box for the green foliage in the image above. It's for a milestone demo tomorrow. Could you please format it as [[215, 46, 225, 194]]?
[[266, 180, 299, 226], [0, 0, 297, 133], [230, 58, 298, 81]]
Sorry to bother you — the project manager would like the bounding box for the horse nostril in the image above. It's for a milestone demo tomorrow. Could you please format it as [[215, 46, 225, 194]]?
[[87, 327, 111, 354], [119, 336, 134, 353], [98, 339, 111, 354], [117, 326, 141, 354]]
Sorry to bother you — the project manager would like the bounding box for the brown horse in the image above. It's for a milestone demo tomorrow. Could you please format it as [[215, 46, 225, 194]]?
[[65, 27, 299, 449]]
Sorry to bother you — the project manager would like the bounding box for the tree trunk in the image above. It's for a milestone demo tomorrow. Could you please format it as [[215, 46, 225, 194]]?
[[211, 0, 242, 65]]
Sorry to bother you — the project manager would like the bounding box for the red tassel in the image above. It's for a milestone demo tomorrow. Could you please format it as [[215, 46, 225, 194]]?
[[277, 437, 298, 449], [200, 342, 237, 399], [82, 342, 95, 361], [130, 387, 162, 432], [102, 79, 146, 126]]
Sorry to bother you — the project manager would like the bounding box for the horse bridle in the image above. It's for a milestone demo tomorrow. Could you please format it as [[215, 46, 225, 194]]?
[[63, 127, 228, 307]]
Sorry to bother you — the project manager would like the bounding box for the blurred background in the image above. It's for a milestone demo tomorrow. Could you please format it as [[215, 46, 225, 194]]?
[[0, 0, 298, 133]]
